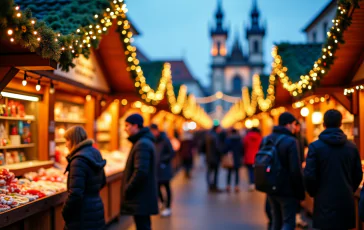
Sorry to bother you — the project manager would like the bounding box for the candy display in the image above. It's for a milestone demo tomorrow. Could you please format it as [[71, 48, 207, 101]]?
[[0, 168, 67, 212]]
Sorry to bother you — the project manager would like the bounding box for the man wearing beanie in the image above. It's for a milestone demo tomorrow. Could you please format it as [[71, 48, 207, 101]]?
[[121, 113, 158, 230], [264, 112, 305, 230]]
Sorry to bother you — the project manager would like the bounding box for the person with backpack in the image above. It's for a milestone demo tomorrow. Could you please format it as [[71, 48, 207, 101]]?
[[254, 112, 305, 230], [223, 128, 243, 193], [304, 109, 362, 230], [243, 127, 262, 192]]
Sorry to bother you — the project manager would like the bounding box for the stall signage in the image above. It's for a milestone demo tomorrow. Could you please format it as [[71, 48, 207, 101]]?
[[54, 53, 110, 92]]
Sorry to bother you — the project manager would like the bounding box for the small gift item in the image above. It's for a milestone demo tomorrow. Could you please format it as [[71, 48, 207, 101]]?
[[0, 204, 10, 212], [0, 196, 14, 205]]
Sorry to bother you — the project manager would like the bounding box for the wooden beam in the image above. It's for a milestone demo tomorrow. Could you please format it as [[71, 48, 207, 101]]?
[[332, 92, 352, 113], [0, 67, 19, 92], [0, 54, 57, 70]]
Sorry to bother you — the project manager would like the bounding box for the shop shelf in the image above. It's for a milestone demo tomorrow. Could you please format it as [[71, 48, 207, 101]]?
[[0, 160, 54, 177], [0, 116, 35, 121], [55, 118, 87, 124], [0, 143, 35, 150]]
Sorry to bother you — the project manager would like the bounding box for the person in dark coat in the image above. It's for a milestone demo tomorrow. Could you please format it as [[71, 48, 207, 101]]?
[[266, 112, 305, 230], [304, 109, 362, 230], [202, 125, 223, 192], [62, 126, 106, 230], [224, 128, 243, 193], [179, 131, 196, 179], [121, 114, 158, 230], [243, 127, 262, 191], [150, 124, 175, 217]]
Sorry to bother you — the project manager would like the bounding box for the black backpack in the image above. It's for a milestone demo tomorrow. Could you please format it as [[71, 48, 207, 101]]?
[[254, 134, 286, 194]]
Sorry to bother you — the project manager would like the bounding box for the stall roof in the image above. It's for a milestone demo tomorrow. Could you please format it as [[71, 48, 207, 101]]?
[[320, 1, 364, 86], [276, 43, 323, 83], [140, 61, 164, 90]]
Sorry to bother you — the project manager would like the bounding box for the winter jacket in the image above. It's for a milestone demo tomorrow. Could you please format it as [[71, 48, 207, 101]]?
[[121, 128, 159, 216], [63, 139, 107, 230], [265, 126, 305, 200], [296, 133, 308, 163], [202, 130, 223, 167], [155, 132, 175, 182], [304, 128, 362, 229], [224, 134, 243, 169], [243, 131, 262, 165]]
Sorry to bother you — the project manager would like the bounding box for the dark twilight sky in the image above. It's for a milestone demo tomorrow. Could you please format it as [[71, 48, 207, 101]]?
[[127, 0, 329, 87]]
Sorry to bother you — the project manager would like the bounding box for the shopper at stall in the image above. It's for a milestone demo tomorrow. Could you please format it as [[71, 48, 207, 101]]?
[[121, 114, 158, 230], [150, 124, 175, 218], [243, 127, 262, 192], [223, 128, 243, 193], [62, 126, 107, 230], [202, 125, 223, 193], [263, 112, 305, 230], [304, 109, 362, 230], [179, 130, 196, 179]]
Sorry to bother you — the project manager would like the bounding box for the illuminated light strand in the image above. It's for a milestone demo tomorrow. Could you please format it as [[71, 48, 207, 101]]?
[[272, 1, 358, 97]]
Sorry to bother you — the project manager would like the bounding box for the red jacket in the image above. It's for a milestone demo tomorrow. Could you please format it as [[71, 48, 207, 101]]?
[[243, 131, 262, 165]]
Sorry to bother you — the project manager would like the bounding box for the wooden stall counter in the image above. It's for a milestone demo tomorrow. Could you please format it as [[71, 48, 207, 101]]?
[[1, 170, 124, 230]]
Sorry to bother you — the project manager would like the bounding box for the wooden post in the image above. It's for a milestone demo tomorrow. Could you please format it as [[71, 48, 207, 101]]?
[[305, 104, 314, 144], [38, 86, 52, 161], [110, 101, 120, 151], [359, 91, 364, 159], [85, 97, 96, 139]]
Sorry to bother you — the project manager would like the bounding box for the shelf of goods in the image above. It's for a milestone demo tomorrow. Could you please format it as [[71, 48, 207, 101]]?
[[0, 165, 124, 230], [0, 97, 42, 177]]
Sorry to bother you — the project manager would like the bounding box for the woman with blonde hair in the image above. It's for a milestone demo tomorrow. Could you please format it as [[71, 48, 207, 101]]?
[[62, 126, 106, 230]]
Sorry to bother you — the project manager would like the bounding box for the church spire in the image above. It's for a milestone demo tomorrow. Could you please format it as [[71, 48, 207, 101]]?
[[246, 0, 265, 37], [210, 0, 228, 37]]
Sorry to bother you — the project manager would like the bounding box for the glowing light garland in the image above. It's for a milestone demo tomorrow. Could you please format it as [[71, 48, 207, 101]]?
[[272, 0, 359, 97]]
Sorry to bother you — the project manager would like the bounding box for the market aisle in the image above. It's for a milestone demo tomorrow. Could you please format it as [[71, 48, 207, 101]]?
[[110, 162, 268, 230]]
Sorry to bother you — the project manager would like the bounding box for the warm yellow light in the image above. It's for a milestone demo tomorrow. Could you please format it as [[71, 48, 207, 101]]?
[[1, 92, 39, 102], [7, 30, 13, 35], [215, 91, 223, 99], [252, 118, 260, 127], [245, 119, 253, 129], [312, 112, 323, 125], [300, 107, 309, 117], [121, 99, 128, 105]]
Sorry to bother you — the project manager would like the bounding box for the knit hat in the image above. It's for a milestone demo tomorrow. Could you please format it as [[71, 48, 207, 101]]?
[[125, 113, 144, 127], [278, 112, 296, 126]]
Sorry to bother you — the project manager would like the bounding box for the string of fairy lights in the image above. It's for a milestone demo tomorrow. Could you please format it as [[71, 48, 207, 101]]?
[[3, 0, 212, 128], [194, 92, 241, 104], [272, 1, 357, 97], [221, 74, 276, 128]]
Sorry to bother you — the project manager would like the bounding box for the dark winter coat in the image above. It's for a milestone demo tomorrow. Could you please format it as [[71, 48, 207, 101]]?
[[155, 132, 175, 182], [265, 126, 305, 200], [304, 128, 362, 229], [63, 139, 107, 230], [243, 131, 262, 165], [121, 128, 159, 216], [224, 134, 243, 169], [203, 130, 223, 167]]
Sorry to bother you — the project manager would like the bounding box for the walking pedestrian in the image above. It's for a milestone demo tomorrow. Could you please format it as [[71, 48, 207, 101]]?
[[224, 128, 243, 193], [243, 127, 262, 192], [62, 126, 106, 230], [304, 109, 362, 230], [294, 121, 309, 228], [202, 125, 223, 193], [179, 130, 195, 179], [264, 112, 305, 230], [150, 124, 175, 217], [121, 114, 158, 230]]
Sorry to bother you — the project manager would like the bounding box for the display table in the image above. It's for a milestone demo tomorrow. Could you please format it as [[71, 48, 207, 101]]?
[[0, 170, 124, 230]]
